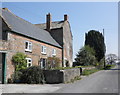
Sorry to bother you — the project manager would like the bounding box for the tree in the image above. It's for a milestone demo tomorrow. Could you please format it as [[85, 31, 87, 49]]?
[[74, 45, 97, 66], [106, 54, 118, 65], [12, 52, 27, 71], [85, 30, 106, 62]]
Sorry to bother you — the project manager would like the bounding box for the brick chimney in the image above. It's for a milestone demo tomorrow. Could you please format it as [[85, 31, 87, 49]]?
[[64, 14, 68, 21], [46, 13, 51, 32]]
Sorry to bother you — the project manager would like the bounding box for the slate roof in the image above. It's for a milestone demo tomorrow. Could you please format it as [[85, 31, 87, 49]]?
[[0, 8, 61, 48], [35, 21, 64, 30]]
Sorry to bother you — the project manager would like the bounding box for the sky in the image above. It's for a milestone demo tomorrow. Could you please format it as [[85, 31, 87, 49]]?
[[1, 2, 118, 60]]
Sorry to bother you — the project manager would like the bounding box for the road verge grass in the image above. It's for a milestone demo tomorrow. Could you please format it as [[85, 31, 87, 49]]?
[[82, 68, 100, 76], [105, 64, 116, 70]]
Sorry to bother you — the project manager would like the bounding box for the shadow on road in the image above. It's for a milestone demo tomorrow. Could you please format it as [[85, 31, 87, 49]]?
[[105, 69, 120, 70]]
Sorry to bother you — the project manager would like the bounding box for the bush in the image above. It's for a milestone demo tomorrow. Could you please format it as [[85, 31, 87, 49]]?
[[11, 71, 23, 83], [74, 45, 97, 66], [96, 58, 105, 69], [21, 66, 45, 84], [12, 52, 27, 71], [7, 78, 13, 83], [47, 57, 61, 69]]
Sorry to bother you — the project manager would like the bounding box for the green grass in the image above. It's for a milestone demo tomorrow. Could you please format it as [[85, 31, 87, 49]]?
[[105, 64, 116, 70], [80, 65, 95, 68], [51, 65, 95, 70], [82, 68, 100, 76], [51, 66, 82, 70]]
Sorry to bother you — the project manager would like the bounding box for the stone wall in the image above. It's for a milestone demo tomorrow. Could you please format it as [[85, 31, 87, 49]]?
[[43, 68, 81, 84], [63, 68, 80, 82], [43, 70, 63, 83], [0, 40, 8, 51]]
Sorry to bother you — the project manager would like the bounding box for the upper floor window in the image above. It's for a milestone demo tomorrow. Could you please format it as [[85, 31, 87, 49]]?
[[25, 41, 32, 52], [41, 45, 47, 54], [26, 58, 32, 67], [52, 49, 56, 56]]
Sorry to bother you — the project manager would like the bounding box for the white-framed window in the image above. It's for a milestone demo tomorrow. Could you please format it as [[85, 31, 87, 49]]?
[[25, 41, 32, 52], [52, 49, 56, 56], [26, 58, 32, 67], [41, 45, 47, 54]]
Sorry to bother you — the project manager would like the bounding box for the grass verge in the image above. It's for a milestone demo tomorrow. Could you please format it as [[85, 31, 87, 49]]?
[[82, 68, 100, 76], [105, 64, 116, 70]]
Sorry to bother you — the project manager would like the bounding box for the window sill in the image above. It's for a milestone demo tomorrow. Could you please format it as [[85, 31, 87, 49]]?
[[52, 54, 56, 56], [25, 49, 32, 53], [41, 52, 47, 55]]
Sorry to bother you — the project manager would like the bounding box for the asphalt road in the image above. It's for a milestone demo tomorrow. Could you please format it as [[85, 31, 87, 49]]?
[[54, 65, 119, 93]]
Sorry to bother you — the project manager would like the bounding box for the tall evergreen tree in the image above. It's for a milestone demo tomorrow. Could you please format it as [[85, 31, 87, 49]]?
[[85, 30, 106, 62]]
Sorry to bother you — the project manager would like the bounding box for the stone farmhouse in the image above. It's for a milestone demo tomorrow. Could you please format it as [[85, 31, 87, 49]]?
[[0, 8, 73, 83]]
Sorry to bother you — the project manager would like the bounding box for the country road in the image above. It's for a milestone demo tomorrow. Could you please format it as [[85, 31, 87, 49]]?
[[54, 65, 119, 93], [1, 65, 119, 94]]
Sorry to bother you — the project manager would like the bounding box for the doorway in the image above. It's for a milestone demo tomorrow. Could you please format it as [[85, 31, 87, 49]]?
[[0, 52, 6, 84]]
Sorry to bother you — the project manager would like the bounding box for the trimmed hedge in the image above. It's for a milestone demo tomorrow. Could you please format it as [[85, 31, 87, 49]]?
[[11, 66, 45, 84], [21, 66, 45, 84]]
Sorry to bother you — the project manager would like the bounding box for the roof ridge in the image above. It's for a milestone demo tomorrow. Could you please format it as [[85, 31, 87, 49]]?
[[35, 20, 64, 25], [2, 8, 35, 27]]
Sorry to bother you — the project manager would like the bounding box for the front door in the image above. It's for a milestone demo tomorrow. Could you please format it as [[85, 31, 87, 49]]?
[[0, 53, 6, 84]]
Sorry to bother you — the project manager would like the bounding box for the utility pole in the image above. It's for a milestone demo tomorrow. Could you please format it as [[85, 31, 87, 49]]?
[[103, 29, 106, 69]]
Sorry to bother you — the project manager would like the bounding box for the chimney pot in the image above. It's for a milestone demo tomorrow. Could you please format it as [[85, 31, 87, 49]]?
[[64, 14, 68, 21]]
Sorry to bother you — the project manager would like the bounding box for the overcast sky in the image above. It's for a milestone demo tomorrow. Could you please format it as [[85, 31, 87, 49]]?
[[2, 2, 118, 60]]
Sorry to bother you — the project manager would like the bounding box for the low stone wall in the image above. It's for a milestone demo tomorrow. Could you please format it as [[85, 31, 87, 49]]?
[[43, 70, 64, 83], [43, 68, 81, 84], [63, 68, 81, 83]]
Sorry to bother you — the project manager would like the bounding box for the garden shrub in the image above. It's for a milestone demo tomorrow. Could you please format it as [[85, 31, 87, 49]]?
[[21, 66, 45, 84], [47, 57, 61, 69], [11, 71, 23, 83], [96, 57, 104, 69], [12, 52, 27, 71]]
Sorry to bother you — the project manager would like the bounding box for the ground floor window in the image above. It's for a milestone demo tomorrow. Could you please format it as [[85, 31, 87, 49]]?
[[26, 58, 32, 67], [40, 58, 47, 69]]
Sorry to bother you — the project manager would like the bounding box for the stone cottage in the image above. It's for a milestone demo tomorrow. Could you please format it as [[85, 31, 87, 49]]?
[[0, 8, 73, 83]]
